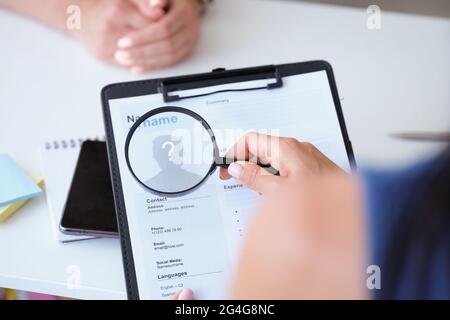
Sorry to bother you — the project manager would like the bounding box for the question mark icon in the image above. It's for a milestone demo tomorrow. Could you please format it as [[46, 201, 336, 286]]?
[[162, 141, 175, 162]]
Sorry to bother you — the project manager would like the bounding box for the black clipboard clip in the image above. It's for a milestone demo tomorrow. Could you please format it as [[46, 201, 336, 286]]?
[[159, 65, 283, 102]]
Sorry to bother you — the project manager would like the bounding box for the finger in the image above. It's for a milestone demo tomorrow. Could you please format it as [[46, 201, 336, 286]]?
[[219, 166, 231, 180], [114, 27, 187, 65], [108, 1, 150, 29], [227, 162, 282, 194], [225, 132, 285, 172], [170, 290, 181, 300], [148, 0, 169, 11], [117, 2, 185, 49], [128, 40, 194, 73], [130, 0, 168, 20], [220, 133, 277, 180], [149, 0, 170, 8], [177, 288, 194, 300]]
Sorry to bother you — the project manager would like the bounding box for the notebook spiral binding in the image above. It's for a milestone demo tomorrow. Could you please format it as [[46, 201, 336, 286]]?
[[44, 136, 105, 150]]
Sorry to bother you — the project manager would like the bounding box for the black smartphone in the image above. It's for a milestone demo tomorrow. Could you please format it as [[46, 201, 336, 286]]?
[[60, 140, 118, 237]]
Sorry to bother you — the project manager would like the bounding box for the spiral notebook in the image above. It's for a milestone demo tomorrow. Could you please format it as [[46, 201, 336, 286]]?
[[39, 137, 104, 243]]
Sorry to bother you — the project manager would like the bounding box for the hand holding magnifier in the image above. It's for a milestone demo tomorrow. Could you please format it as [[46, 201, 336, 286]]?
[[125, 106, 277, 197]]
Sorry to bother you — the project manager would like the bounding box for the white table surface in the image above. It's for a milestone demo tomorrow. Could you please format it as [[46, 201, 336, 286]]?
[[0, 0, 449, 299]]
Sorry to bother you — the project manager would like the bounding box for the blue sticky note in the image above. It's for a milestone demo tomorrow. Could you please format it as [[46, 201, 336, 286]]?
[[0, 154, 42, 206]]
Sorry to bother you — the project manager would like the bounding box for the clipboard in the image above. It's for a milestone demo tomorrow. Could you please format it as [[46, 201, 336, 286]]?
[[101, 61, 355, 300]]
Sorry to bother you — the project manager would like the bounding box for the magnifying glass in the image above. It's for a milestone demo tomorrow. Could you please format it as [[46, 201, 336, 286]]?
[[125, 106, 276, 197]]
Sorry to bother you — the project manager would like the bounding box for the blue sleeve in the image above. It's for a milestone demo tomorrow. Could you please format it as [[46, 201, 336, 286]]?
[[362, 155, 450, 300]]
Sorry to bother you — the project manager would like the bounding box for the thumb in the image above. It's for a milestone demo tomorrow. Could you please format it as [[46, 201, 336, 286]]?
[[227, 162, 281, 195]]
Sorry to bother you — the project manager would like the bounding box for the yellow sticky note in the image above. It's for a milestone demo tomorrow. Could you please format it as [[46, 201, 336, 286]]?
[[5, 288, 18, 300], [0, 177, 44, 223]]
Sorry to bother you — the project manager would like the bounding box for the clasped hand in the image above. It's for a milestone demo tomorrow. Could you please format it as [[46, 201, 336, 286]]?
[[72, 0, 201, 73]]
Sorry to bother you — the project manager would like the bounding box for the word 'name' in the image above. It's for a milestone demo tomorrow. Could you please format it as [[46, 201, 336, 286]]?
[[127, 115, 178, 128]]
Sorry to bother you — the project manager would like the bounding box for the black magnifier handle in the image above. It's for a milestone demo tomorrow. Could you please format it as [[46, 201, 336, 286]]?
[[216, 157, 279, 176]]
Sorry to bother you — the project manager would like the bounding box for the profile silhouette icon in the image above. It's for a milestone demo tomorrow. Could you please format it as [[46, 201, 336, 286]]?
[[145, 135, 202, 192]]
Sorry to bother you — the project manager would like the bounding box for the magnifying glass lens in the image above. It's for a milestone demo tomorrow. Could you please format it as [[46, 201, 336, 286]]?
[[127, 110, 216, 195]]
